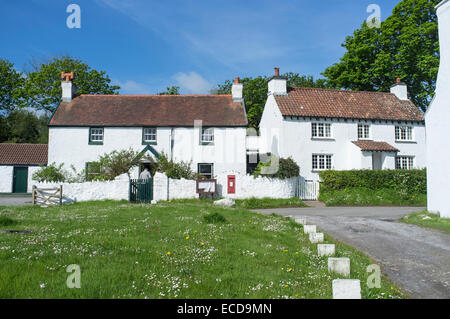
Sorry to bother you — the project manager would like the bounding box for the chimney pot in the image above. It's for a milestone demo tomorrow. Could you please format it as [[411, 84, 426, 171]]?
[[274, 67, 280, 77], [396, 78, 401, 83], [232, 76, 243, 101], [61, 72, 76, 102], [234, 77, 240, 84]]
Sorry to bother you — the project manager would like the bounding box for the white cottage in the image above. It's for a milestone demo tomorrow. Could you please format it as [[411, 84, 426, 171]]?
[[426, 0, 450, 218], [259, 68, 426, 181], [47, 75, 248, 179]]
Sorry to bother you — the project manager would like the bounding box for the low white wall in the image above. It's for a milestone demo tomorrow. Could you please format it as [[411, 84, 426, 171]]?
[[153, 172, 298, 201], [0, 166, 13, 193], [32, 176, 129, 203]]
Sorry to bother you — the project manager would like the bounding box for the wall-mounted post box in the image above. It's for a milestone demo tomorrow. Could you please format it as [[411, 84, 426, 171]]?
[[228, 175, 236, 194]]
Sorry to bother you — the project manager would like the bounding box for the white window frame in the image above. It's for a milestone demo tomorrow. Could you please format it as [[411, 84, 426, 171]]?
[[358, 123, 371, 140], [89, 127, 104, 144], [395, 125, 414, 142], [312, 154, 333, 171], [396, 156, 414, 170], [143, 127, 157, 144], [198, 163, 214, 179], [311, 122, 332, 139], [200, 128, 214, 144]]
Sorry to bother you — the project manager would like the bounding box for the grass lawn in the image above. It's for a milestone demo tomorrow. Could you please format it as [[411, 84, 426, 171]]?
[[319, 188, 426, 207], [235, 197, 307, 209], [400, 211, 450, 234], [0, 200, 403, 299]]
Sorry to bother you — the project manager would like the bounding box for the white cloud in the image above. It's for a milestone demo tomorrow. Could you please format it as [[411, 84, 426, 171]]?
[[113, 79, 152, 95], [173, 72, 212, 94]]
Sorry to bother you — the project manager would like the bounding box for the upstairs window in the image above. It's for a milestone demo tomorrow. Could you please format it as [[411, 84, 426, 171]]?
[[312, 154, 332, 171], [312, 123, 332, 138], [358, 124, 370, 139], [89, 127, 104, 145], [396, 156, 414, 170], [395, 126, 413, 141], [142, 127, 157, 144], [200, 128, 214, 144]]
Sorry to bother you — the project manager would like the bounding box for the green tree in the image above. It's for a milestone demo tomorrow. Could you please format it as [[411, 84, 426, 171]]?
[[22, 55, 120, 112], [323, 0, 440, 112], [158, 86, 180, 95], [216, 73, 328, 128], [0, 59, 24, 113], [2, 110, 49, 143]]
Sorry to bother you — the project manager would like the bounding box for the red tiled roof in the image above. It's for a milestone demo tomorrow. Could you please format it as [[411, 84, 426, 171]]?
[[48, 95, 248, 127], [274, 87, 424, 122], [0, 144, 48, 165], [352, 140, 399, 152]]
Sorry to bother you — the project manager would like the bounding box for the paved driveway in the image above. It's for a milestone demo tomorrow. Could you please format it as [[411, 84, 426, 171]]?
[[0, 195, 32, 207], [256, 206, 450, 299]]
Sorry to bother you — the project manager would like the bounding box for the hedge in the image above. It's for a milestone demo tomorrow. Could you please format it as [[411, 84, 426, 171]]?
[[319, 169, 427, 195]]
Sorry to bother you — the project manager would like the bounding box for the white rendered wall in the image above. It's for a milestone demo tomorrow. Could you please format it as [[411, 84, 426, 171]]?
[[0, 166, 13, 193], [425, 0, 450, 217], [259, 112, 426, 180], [48, 126, 247, 177]]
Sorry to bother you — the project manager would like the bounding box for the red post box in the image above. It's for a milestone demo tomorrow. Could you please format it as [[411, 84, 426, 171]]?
[[227, 175, 236, 194]]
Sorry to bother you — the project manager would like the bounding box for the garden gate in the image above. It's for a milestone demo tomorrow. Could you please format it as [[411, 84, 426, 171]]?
[[129, 178, 153, 203]]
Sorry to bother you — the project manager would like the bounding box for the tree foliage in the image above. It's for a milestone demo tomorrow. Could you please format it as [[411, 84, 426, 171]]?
[[323, 0, 440, 111], [158, 86, 180, 95], [216, 73, 328, 128], [0, 59, 24, 113], [0, 110, 48, 143], [22, 55, 120, 112]]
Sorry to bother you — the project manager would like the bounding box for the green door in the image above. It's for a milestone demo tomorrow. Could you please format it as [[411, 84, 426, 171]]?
[[13, 167, 28, 193]]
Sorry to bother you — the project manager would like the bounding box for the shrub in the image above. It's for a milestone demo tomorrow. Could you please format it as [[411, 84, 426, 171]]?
[[203, 212, 227, 224], [156, 153, 197, 180], [87, 149, 144, 181], [319, 169, 426, 194], [253, 154, 299, 179], [32, 162, 68, 182]]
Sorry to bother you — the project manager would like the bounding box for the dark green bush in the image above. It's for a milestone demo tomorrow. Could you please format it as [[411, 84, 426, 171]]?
[[203, 212, 227, 224], [32, 162, 67, 182], [0, 216, 18, 227], [319, 169, 426, 194], [253, 154, 300, 179]]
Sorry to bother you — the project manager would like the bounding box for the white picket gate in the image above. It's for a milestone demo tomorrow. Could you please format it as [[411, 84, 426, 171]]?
[[297, 178, 320, 200]]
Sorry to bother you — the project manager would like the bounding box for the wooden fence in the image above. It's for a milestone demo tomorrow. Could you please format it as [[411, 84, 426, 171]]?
[[32, 185, 63, 207]]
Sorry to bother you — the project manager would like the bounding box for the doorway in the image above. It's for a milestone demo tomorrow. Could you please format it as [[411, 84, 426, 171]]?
[[372, 153, 383, 170], [13, 167, 28, 193]]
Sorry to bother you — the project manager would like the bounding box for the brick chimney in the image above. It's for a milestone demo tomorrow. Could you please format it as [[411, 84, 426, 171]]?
[[268, 67, 287, 96], [61, 72, 76, 102], [390, 77, 408, 100], [232, 76, 243, 102]]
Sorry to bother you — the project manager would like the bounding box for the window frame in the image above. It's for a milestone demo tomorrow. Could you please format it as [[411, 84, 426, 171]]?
[[200, 127, 214, 145], [312, 154, 333, 171], [395, 156, 414, 170], [142, 127, 157, 145], [89, 127, 104, 145], [198, 163, 214, 179], [311, 122, 332, 139], [395, 125, 414, 142], [357, 123, 371, 140]]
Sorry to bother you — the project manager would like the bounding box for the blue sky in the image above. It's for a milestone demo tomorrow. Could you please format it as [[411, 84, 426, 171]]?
[[1, 0, 402, 95]]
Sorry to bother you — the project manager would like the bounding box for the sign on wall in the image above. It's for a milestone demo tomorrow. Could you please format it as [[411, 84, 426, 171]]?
[[196, 179, 217, 194]]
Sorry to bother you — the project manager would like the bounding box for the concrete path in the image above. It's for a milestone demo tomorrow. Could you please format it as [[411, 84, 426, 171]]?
[[0, 195, 32, 207], [256, 205, 450, 299]]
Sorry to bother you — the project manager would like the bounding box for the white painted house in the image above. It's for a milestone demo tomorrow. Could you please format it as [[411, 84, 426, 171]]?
[[259, 68, 426, 181], [47, 75, 248, 179], [426, 0, 450, 218]]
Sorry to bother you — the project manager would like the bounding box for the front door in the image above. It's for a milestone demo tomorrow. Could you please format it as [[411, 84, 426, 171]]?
[[372, 153, 383, 170], [13, 167, 28, 193]]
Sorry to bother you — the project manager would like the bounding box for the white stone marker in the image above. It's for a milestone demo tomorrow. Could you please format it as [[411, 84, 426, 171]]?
[[332, 279, 361, 299], [317, 244, 335, 257], [303, 225, 317, 234], [309, 232, 324, 243], [328, 257, 351, 277], [295, 218, 306, 225]]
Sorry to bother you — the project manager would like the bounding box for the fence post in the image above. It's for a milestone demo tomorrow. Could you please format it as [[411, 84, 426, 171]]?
[[32, 185, 36, 205], [59, 185, 63, 206]]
